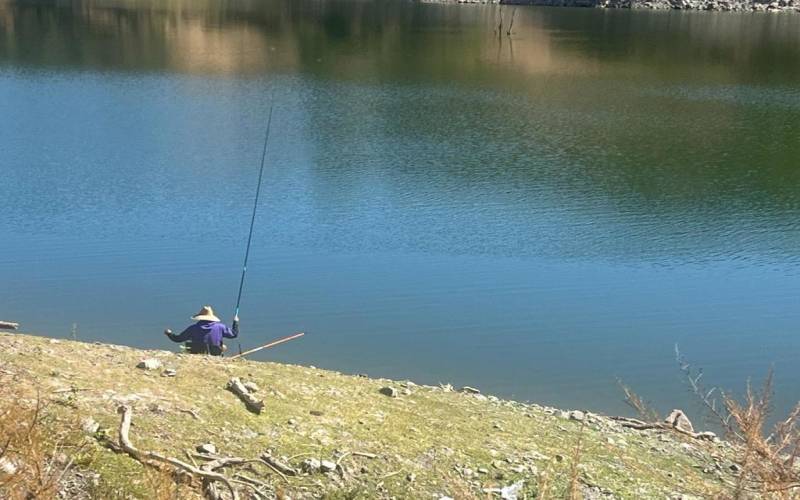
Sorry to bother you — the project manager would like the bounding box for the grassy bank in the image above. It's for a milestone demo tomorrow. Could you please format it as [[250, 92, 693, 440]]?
[[0, 332, 738, 499]]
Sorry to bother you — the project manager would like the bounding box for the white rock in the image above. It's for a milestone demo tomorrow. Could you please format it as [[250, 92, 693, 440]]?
[[196, 443, 217, 455], [460, 386, 481, 394], [568, 410, 585, 422], [0, 457, 18, 475], [81, 417, 99, 434], [664, 409, 694, 433], [161, 368, 177, 377], [136, 358, 162, 371], [301, 458, 321, 473], [243, 381, 260, 393], [320, 460, 337, 473]]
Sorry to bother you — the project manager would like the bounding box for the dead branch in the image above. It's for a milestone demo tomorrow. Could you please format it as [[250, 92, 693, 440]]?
[[178, 408, 201, 420], [0, 321, 19, 330], [259, 452, 294, 482], [610, 416, 716, 441], [226, 378, 264, 415], [115, 405, 239, 500]]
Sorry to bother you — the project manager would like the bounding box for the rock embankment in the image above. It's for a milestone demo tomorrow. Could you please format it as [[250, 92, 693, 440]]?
[[423, 0, 800, 12]]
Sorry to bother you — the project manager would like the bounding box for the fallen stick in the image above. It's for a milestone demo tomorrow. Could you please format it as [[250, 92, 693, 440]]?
[[226, 377, 264, 414], [0, 321, 19, 330], [610, 416, 716, 440], [230, 332, 305, 360], [115, 405, 239, 500], [260, 452, 296, 481]]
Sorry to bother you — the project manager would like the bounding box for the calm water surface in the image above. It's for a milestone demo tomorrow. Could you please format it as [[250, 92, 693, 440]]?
[[2, 0, 800, 418]]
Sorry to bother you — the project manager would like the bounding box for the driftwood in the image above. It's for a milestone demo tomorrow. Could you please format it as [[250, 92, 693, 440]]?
[[115, 405, 240, 500], [610, 416, 716, 441], [0, 321, 19, 330], [260, 452, 296, 481], [226, 377, 264, 414]]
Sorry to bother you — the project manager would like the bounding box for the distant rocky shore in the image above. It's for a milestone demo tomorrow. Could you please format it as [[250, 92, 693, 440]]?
[[423, 0, 800, 12]]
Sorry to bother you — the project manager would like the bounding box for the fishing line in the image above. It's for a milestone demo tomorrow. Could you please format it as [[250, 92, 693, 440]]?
[[233, 90, 276, 355]]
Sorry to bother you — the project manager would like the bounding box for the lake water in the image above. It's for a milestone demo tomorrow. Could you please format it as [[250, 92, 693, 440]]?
[[2, 0, 799, 420]]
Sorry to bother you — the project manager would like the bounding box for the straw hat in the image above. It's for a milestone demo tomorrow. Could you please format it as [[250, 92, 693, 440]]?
[[191, 305, 220, 322]]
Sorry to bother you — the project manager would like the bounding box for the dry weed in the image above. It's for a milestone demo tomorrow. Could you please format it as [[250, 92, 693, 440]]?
[[0, 374, 77, 499]]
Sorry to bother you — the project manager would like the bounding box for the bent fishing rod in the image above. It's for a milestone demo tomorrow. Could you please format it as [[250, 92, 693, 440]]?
[[233, 95, 276, 355]]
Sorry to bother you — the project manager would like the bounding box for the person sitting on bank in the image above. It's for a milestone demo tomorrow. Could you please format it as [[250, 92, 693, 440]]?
[[164, 305, 238, 356]]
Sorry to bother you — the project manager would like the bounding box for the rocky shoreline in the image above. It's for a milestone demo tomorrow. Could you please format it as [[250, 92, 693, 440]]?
[[424, 0, 800, 12]]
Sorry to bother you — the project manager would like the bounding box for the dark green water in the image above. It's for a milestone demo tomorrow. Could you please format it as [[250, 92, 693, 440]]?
[[2, 0, 799, 419]]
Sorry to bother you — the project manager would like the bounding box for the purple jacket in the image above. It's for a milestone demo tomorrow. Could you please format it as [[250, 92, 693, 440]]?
[[167, 320, 238, 354]]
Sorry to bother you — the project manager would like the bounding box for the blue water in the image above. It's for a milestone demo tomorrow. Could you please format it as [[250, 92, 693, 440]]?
[[2, 0, 800, 420]]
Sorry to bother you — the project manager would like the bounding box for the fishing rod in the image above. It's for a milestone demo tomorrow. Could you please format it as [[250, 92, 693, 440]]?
[[233, 94, 276, 355], [230, 332, 305, 360]]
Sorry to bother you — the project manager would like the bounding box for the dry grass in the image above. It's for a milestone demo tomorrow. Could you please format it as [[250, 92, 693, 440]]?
[[0, 374, 76, 499], [567, 422, 585, 500], [617, 378, 660, 423], [676, 347, 800, 499], [722, 373, 800, 499], [0, 333, 740, 498]]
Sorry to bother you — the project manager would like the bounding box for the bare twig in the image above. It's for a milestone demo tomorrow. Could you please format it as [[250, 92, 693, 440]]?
[[115, 405, 239, 500]]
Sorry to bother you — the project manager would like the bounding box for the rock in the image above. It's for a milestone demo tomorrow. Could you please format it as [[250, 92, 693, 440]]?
[[406, 472, 416, 482], [288, 418, 298, 425], [81, 417, 99, 434], [243, 381, 260, 393], [320, 460, 337, 473], [379, 387, 398, 398], [196, 443, 217, 455], [568, 410, 585, 422], [462, 467, 474, 477], [482, 480, 525, 500], [477, 467, 489, 474], [301, 458, 321, 473], [161, 368, 177, 377], [696, 431, 717, 441], [310, 410, 324, 416], [148, 403, 166, 414], [664, 409, 694, 433], [0, 457, 18, 475], [136, 358, 162, 371], [460, 386, 481, 394], [474, 394, 488, 401]]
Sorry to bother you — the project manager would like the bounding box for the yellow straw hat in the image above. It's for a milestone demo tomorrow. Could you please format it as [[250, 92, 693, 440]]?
[[191, 305, 220, 322]]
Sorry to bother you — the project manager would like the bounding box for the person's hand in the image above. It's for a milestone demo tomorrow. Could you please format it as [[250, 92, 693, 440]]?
[[164, 328, 172, 336]]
